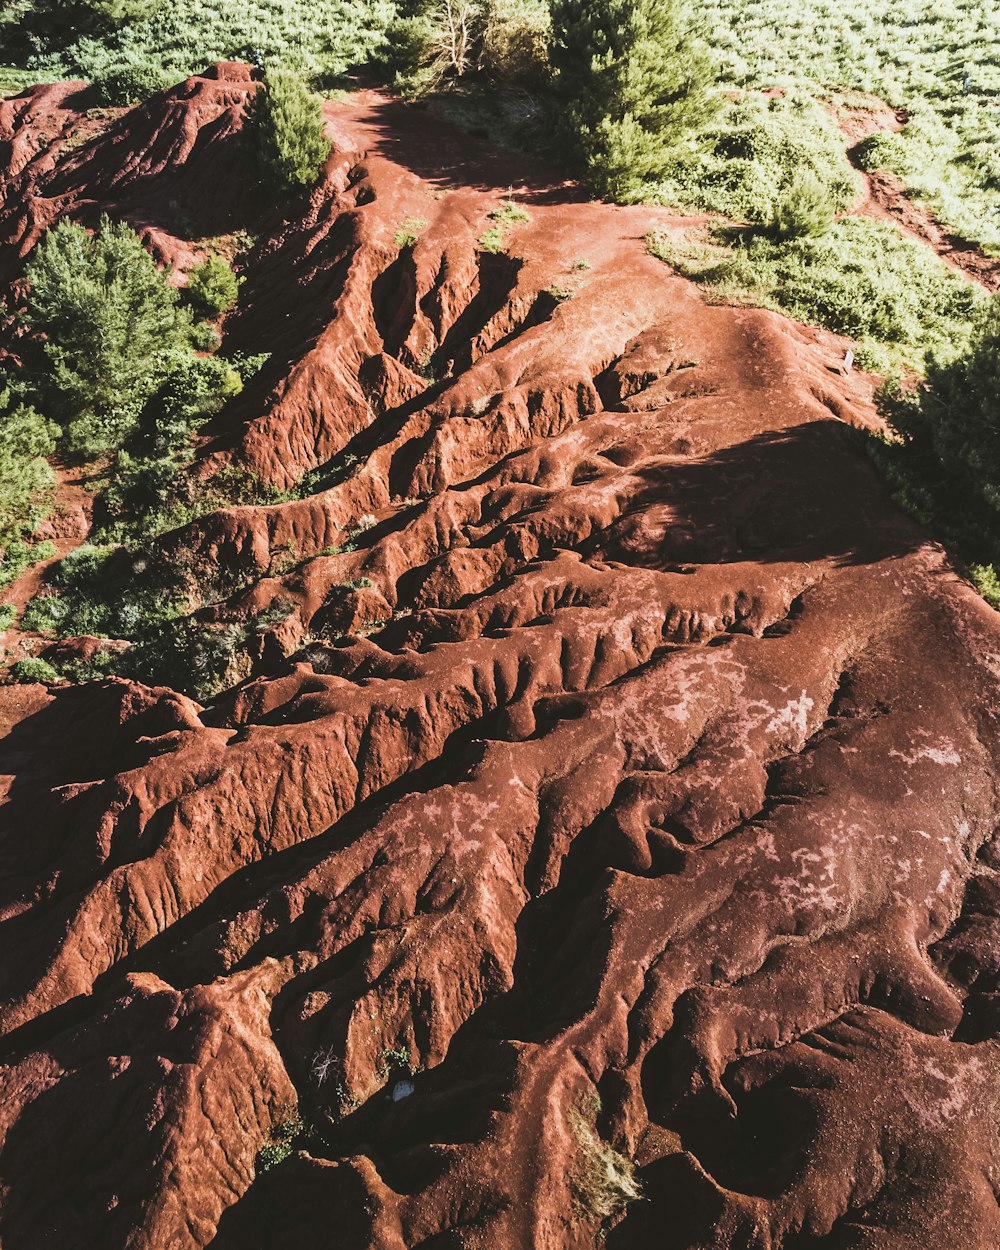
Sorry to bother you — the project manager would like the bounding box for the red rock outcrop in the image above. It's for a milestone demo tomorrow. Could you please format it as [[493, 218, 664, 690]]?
[[0, 68, 997, 1250]]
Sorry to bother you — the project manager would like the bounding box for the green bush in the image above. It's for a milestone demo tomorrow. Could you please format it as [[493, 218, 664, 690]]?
[[696, 0, 1000, 252], [0, 387, 58, 554], [248, 68, 332, 193], [185, 254, 242, 320], [652, 93, 861, 225], [549, 0, 719, 200], [479, 0, 550, 86], [18, 216, 192, 460], [769, 169, 835, 239], [96, 353, 242, 541], [876, 296, 1000, 581], [854, 130, 912, 179], [8, 657, 61, 684], [0, 604, 17, 631], [379, 12, 442, 96], [90, 56, 170, 105], [189, 320, 221, 352]]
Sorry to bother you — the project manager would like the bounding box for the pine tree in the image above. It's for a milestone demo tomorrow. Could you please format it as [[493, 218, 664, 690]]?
[[20, 216, 189, 459], [248, 69, 332, 193], [549, 0, 718, 200], [0, 388, 57, 555]]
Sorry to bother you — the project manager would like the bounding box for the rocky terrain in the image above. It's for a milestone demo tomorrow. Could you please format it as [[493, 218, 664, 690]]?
[[0, 64, 998, 1250]]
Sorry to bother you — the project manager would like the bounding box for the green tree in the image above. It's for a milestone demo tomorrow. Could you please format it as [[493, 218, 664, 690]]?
[[184, 254, 242, 320], [0, 388, 58, 554], [19, 216, 189, 460], [549, 0, 718, 200], [248, 69, 332, 193]]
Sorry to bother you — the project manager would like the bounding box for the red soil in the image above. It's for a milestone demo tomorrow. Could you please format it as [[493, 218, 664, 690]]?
[[0, 68, 998, 1250]]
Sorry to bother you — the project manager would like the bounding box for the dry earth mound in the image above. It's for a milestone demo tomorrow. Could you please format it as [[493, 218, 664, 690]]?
[[0, 67, 998, 1250]]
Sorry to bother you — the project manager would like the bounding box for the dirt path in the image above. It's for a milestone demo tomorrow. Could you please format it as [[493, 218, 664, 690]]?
[[834, 98, 1000, 291]]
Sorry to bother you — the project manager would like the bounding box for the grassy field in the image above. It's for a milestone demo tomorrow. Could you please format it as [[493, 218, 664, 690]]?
[[703, 0, 1000, 252]]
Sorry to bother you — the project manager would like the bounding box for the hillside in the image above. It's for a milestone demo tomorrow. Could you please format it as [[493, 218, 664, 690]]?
[[0, 64, 997, 1249]]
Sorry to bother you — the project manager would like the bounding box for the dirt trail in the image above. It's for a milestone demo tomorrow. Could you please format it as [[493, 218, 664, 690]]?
[[834, 98, 1000, 290], [0, 69, 997, 1250]]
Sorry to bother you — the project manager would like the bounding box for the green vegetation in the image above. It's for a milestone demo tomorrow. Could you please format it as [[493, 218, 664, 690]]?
[[0, 0, 394, 89], [649, 217, 985, 365], [549, 0, 717, 199], [8, 657, 62, 684], [701, 0, 1000, 253], [651, 92, 861, 225], [381, 0, 549, 97], [184, 254, 242, 320], [0, 387, 58, 583], [255, 1113, 307, 1173], [8, 216, 243, 542], [478, 199, 530, 252], [393, 216, 428, 248], [17, 217, 197, 459], [90, 55, 169, 104], [0, 605, 17, 631], [247, 68, 332, 193], [872, 295, 1000, 605]]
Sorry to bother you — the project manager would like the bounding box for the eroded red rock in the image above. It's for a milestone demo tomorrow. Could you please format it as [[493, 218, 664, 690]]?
[[0, 67, 997, 1250]]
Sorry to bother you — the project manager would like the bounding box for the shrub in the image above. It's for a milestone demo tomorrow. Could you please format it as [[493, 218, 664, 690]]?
[[96, 353, 242, 540], [769, 169, 835, 239], [0, 538, 56, 593], [184, 254, 242, 320], [478, 0, 549, 85], [0, 604, 17, 631], [568, 1102, 642, 1220], [393, 217, 427, 249], [380, 0, 486, 96], [248, 68, 332, 193], [90, 57, 170, 105], [380, 12, 442, 96], [189, 320, 221, 352], [876, 295, 1000, 583], [0, 387, 58, 554], [549, 0, 719, 200], [854, 130, 911, 178], [19, 216, 192, 459], [21, 542, 187, 637], [651, 93, 861, 225], [256, 1114, 306, 1174], [8, 657, 61, 684], [225, 351, 271, 383]]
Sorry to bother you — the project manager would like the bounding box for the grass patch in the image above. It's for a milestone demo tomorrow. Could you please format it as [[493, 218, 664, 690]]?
[[393, 216, 427, 248], [649, 217, 985, 367], [568, 1100, 642, 1222], [478, 198, 531, 253]]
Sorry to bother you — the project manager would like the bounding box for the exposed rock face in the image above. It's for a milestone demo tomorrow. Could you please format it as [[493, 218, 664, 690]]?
[[0, 69, 998, 1250]]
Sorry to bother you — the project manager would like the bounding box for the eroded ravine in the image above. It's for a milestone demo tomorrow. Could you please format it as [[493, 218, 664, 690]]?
[[0, 66, 998, 1250]]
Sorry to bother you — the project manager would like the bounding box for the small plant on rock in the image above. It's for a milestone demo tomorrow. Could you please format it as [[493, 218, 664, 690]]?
[[393, 216, 428, 248]]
